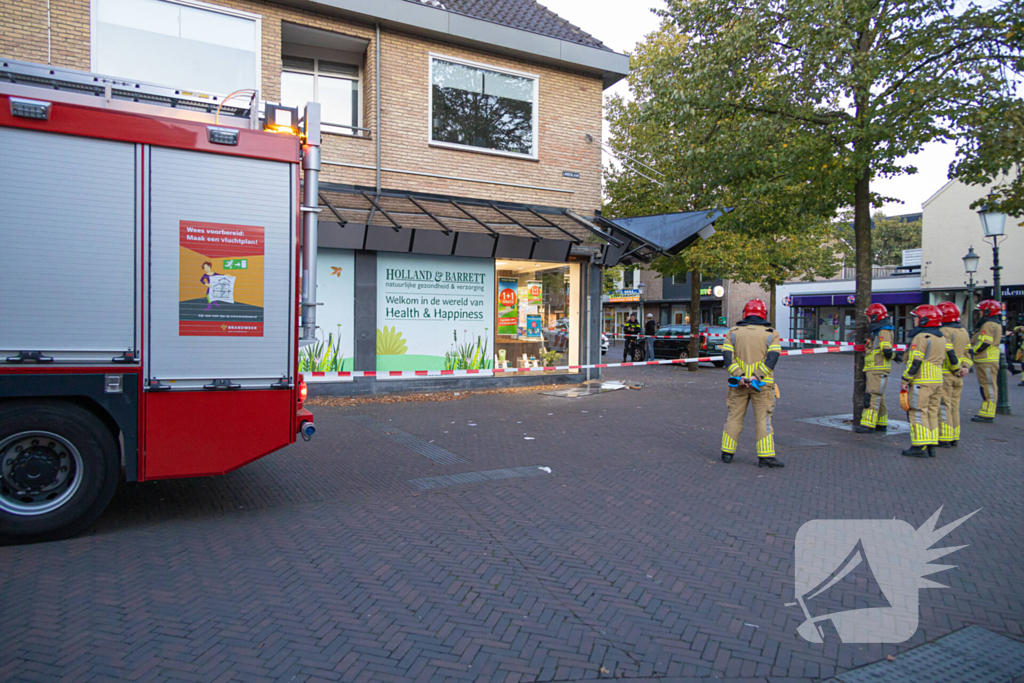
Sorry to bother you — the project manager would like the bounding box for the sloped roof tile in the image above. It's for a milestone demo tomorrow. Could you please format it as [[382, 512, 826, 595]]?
[[404, 0, 611, 51]]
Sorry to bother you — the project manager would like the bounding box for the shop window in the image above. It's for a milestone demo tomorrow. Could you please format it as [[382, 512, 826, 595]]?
[[92, 0, 260, 96], [495, 261, 580, 372], [430, 56, 538, 158]]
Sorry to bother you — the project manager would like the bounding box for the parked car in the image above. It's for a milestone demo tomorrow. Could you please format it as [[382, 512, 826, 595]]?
[[601, 333, 609, 355], [545, 318, 570, 349], [641, 324, 726, 367]]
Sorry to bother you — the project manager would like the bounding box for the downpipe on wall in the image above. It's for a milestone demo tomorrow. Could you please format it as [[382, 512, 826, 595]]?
[[300, 102, 322, 342]]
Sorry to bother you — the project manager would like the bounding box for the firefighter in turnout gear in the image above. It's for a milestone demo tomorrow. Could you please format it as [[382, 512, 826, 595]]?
[[720, 300, 784, 468], [937, 301, 971, 447], [901, 305, 959, 458], [855, 303, 894, 434], [971, 299, 1003, 422]]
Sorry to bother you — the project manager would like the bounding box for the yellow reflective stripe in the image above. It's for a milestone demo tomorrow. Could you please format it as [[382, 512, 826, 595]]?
[[721, 433, 737, 454]]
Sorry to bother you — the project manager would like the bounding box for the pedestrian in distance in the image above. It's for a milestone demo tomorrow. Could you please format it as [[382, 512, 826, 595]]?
[[970, 299, 1003, 423], [720, 299, 784, 468], [937, 301, 971, 448], [623, 314, 641, 362], [855, 303, 894, 434], [644, 313, 657, 362], [901, 305, 959, 458]]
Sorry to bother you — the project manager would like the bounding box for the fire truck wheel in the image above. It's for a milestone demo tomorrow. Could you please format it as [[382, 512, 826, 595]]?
[[0, 401, 120, 544]]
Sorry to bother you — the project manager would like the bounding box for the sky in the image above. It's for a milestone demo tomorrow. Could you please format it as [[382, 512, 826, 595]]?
[[538, 0, 958, 215]]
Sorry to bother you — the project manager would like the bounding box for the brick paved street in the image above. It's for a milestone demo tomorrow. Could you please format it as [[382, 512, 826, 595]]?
[[2, 354, 1023, 683]]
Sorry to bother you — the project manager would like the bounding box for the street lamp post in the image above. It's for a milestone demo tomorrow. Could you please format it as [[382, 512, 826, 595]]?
[[978, 201, 1011, 416], [637, 281, 647, 361], [963, 246, 979, 337]]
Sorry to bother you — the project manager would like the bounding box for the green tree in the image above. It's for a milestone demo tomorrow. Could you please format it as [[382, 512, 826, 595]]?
[[658, 0, 1021, 420], [872, 215, 923, 266], [952, 99, 1024, 215], [836, 212, 923, 266], [604, 22, 846, 332]]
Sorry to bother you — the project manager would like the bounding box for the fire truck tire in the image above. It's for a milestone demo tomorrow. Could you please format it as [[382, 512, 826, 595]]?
[[0, 401, 120, 544]]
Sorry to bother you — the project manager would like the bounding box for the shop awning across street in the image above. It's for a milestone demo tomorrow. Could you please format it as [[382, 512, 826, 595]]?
[[789, 292, 923, 307], [316, 184, 730, 266]]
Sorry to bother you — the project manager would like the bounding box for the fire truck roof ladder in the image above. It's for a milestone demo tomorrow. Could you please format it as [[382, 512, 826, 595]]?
[[0, 58, 259, 126]]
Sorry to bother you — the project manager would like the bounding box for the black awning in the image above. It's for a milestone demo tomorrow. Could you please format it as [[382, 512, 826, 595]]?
[[316, 183, 622, 262], [593, 208, 732, 266]]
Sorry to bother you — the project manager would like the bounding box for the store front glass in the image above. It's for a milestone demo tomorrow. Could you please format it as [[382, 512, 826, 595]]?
[[495, 260, 580, 372]]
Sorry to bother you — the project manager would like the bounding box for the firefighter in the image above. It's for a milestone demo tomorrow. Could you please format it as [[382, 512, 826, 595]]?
[[1016, 316, 1024, 385], [622, 313, 641, 362], [937, 301, 971, 448], [901, 304, 958, 458], [720, 299, 784, 468], [970, 299, 1003, 423], [854, 303, 894, 434]]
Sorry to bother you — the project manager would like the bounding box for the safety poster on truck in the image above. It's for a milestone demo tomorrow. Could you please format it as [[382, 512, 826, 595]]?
[[178, 220, 265, 336]]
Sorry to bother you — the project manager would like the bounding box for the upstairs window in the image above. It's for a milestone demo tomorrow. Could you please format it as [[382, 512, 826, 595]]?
[[281, 56, 361, 136], [429, 56, 538, 159]]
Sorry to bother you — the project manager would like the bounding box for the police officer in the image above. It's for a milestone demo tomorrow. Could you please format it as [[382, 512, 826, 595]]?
[[970, 299, 1003, 423], [937, 301, 971, 448], [855, 303, 894, 434], [623, 313, 641, 362], [720, 299, 784, 468], [901, 304, 959, 458]]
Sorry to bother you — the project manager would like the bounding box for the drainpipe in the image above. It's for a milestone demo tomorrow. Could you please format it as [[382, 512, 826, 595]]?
[[586, 255, 593, 382], [300, 102, 322, 342], [375, 23, 382, 194]]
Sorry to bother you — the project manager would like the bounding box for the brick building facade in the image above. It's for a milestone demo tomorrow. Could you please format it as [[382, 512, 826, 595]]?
[[0, 0, 617, 214], [1, 0, 629, 394]]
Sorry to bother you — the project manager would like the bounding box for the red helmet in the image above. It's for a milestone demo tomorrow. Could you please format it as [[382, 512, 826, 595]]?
[[743, 299, 768, 320], [936, 301, 961, 324], [976, 299, 1003, 318], [865, 303, 889, 323], [911, 304, 943, 328]]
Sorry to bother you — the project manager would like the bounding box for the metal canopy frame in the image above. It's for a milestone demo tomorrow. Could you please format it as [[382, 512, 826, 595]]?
[[313, 184, 712, 266], [318, 183, 603, 244]]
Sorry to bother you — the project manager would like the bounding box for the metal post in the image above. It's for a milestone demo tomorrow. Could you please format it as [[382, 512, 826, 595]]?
[[991, 239, 1012, 415], [375, 23, 382, 195], [965, 272, 975, 337], [300, 102, 322, 342]]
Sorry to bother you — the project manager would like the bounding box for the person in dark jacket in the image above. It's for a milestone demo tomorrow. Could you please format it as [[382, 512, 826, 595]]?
[[623, 314, 641, 362], [644, 314, 658, 361]]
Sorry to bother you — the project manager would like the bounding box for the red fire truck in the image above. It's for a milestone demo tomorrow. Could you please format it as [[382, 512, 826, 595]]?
[[0, 59, 323, 543]]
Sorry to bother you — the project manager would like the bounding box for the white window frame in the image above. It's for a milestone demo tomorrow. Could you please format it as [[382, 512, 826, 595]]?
[[90, 0, 262, 94], [281, 49, 363, 136], [427, 53, 539, 161]]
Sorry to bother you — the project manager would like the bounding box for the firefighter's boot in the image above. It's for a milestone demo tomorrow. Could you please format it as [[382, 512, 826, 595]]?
[[758, 457, 785, 468], [902, 446, 928, 458], [875, 425, 888, 433], [721, 451, 733, 464], [927, 445, 936, 458], [971, 415, 994, 423], [853, 425, 875, 434]]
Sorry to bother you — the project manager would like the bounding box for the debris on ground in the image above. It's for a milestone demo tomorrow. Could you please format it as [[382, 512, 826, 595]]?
[[307, 384, 554, 408]]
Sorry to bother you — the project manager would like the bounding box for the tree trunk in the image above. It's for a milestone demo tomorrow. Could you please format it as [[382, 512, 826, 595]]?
[[688, 269, 701, 372], [852, 165, 872, 424]]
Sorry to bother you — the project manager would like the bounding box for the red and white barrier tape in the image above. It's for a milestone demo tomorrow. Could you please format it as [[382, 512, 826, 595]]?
[[305, 340, 909, 382], [305, 355, 725, 381], [609, 332, 908, 350]]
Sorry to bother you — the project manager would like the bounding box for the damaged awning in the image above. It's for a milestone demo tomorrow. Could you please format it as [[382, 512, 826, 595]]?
[[593, 208, 733, 266], [317, 184, 623, 263]]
